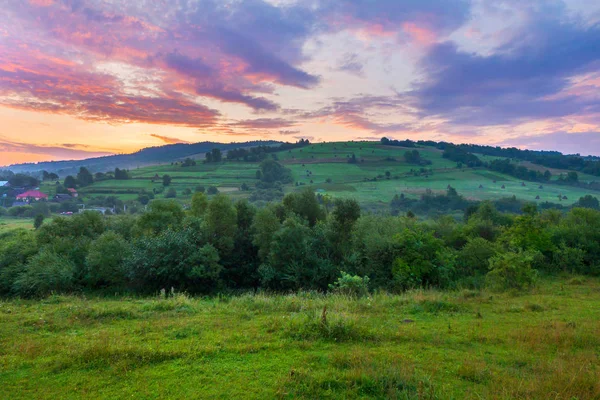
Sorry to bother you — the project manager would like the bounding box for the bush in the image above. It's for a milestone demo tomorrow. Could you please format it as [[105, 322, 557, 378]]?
[[165, 188, 177, 198], [486, 251, 538, 291], [127, 228, 222, 293], [207, 186, 219, 195], [13, 249, 76, 297], [391, 228, 453, 290], [328, 271, 370, 297], [86, 232, 131, 287]]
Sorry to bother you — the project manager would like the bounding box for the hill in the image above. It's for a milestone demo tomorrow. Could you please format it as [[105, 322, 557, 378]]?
[[5, 141, 280, 177], [48, 140, 600, 215]]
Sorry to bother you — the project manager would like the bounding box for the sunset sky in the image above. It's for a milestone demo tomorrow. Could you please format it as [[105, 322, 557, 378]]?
[[1, 0, 600, 165]]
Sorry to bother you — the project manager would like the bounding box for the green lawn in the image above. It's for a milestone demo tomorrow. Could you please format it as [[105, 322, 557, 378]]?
[[1, 278, 598, 399]]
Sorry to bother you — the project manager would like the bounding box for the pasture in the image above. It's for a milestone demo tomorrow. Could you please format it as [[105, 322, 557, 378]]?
[[74, 142, 600, 209], [1, 277, 598, 399]]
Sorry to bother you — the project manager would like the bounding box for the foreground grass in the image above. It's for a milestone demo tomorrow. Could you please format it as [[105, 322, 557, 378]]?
[[1, 278, 599, 399]]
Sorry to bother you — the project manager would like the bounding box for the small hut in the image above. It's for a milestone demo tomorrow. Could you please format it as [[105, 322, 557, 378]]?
[[535, 195, 540, 200], [479, 184, 484, 189], [562, 195, 568, 200], [521, 182, 526, 187], [501, 185, 506, 189], [539, 185, 544, 189]]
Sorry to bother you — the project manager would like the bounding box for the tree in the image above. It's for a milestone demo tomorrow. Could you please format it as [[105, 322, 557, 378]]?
[[162, 174, 172, 187], [64, 175, 78, 189], [165, 188, 177, 198], [190, 192, 208, 217], [137, 200, 185, 235], [404, 150, 422, 164], [282, 188, 325, 227], [330, 198, 361, 259], [195, 185, 206, 193], [543, 170, 552, 181], [574, 195, 600, 210], [207, 186, 219, 195], [77, 167, 94, 187], [211, 148, 222, 162], [205, 194, 237, 253], [8, 174, 40, 187], [114, 168, 130, 180], [252, 206, 281, 261], [566, 171, 579, 182], [227, 200, 260, 288], [33, 214, 45, 230], [259, 159, 292, 184], [127, 228, 221, 293]]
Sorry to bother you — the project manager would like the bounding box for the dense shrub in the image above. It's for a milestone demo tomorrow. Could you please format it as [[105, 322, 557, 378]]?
[[86, 232, 131, 287], [328, 271, 370, 297], [486, 251, 538, 291], [13, 249, 76, 297]]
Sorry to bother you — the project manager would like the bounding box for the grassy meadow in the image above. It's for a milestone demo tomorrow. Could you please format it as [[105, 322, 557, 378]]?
[[72, 142, 600, 210], [0, 217, 33, 233], [1, 277, 599, 399]]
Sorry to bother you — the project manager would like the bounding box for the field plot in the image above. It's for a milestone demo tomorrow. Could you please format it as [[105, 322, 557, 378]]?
[[0, 278, 598, 399]]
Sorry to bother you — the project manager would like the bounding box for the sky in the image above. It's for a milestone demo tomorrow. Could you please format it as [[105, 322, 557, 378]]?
[[1, 0, 600, 165]]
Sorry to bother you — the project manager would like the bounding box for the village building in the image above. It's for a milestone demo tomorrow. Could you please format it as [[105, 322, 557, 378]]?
[[67, 188, 78, 197], [16, 190, 48, 202]]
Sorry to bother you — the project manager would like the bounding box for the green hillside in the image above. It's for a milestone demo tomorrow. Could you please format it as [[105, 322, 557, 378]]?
[[70, 141, 600, 211]]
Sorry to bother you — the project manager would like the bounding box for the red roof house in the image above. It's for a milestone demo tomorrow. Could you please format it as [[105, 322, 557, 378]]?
[[16, 190, 48, 201], [67, 188, 78, 197]]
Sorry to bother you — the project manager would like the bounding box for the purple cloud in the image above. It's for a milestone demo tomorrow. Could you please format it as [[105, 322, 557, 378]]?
[[407, 7, 600, 125]]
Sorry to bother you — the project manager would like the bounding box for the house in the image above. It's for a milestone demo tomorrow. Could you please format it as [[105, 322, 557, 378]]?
[[67, 188, 78, 197], [16, 190, 48, 202]]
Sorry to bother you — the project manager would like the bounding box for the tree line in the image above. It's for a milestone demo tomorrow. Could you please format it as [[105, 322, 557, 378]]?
[[1, 187, 600, 298]]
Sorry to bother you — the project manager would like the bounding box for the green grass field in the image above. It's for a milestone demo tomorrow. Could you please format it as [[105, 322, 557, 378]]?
[[73, 142, 600, 209], [1, 277, 598, 399], [0, 217, 33, 233]]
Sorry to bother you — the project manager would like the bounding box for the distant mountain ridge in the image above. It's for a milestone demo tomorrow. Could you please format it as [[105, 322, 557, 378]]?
[[5, 141, 281, 176]]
